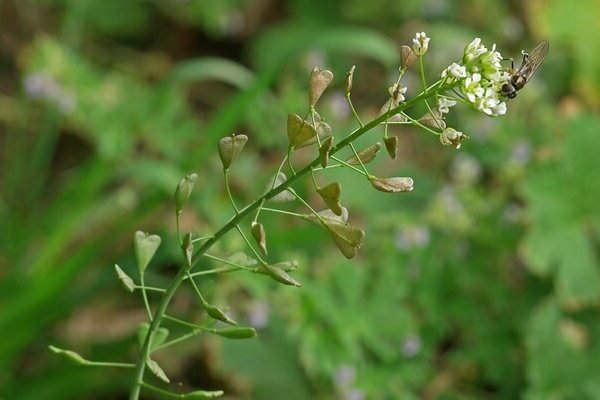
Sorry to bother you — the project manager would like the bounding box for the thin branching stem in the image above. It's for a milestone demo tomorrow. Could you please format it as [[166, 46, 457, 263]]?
[[129, 79, 456, 400]]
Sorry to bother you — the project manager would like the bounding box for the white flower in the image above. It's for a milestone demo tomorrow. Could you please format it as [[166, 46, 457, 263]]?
[[464, 37, 487, 61], [492, 101, 507, 116], [437, 97, 457, 114], [462, 73, 483, 102], [440, 127, 467, 149], [413, 32, 430, 56], [388, 82, 408, 103], [446, 63, 467, 79]]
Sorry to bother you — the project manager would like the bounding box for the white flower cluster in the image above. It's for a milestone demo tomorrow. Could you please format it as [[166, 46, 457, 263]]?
[[441, 38, 509, 117]]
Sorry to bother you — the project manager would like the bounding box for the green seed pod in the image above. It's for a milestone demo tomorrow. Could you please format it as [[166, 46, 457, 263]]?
[[182, 232, 194, 268], [175, 173, 198, 214], [370, 176, 414, 193], [147, 358, 170, 383], [184, 389, 225, 399], [295, 114, 332, 149], [325, 222, 365, 259], [205, 303, 237, 325], [419, 109, 446, 130], [401, 45, 417, 69], [251, 222, 268, 256], [114, 264, 135, 293], [134, 231, 161, 274], [384, 136, 399, 159], [309, 67, 334, 108], [319, 136, 334, 168], [287, 113, 317, 148], [218, 134, 248, 169], [271, 260, 299, 272], [345, 65, 355, 94], [268, 172, 295, 202], [302, 207, 349, 226], [211, 327, 257, 339], [262, 263, 301, 287], [317, 182, 343, 216], [345, 142, 382, 165], [48, 346, 87, 365]]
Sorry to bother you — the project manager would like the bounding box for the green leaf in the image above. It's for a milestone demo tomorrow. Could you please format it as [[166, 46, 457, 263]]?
[[287, 113, 317, 148], [167, 57, 254, 89], [146, 358, 170, 383], [218, 134, 248, 169], [134, 231, 161, 274], [114, 264, 135, 293], [137, 323, 170, 352], [522, 115, 600, 307], [317, 182, 343, 216], [211, 327, 257, 339], [345, 142, 382, 165], [48, 346, 87, 365]]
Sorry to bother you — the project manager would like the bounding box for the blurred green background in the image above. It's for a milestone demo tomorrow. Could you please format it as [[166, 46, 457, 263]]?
[[1, 0, 600, 399]]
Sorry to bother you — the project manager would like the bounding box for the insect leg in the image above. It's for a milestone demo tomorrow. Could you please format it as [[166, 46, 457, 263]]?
[[501, 57, 514, 70]]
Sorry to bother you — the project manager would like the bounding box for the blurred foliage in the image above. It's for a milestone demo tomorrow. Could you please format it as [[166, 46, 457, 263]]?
[[1, 0, 599, 399]]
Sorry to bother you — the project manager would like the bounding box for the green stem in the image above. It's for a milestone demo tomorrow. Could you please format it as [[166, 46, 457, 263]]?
[[261, 207, 305, 218], [187, 265, 242, 278], [236, 225, 267, 265], [129, 79, 454, 400], [134, 285, 166, 293], [141, 381, 186, 398], [345, 93, 364, 127], [401, 111, 440, 136], [348, 143, 370, 176], [330, 156, 369, 176], [224, 169, 239, 214], [84, 360, 135, 368], [418, 55, 445, 131], [140, 274, 152, 321]]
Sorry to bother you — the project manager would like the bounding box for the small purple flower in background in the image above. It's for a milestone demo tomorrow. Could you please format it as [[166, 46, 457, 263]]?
[[510, 140, 532, 166], [343, 389, 365, 400], [401, 335, 422, 358], [24, 73, 59, 100], [334, 364, 356, 388], [247, 301, 269, 329], [23, 72, 77, 114], [451, 153, 482, 185], [328, 91, 351, 119], [395, 226, 430, 252]]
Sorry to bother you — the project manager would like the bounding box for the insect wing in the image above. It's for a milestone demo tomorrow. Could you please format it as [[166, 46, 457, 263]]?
[[516, 40, 549, 82]]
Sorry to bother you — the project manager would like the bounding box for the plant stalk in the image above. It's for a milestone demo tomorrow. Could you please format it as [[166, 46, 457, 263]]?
[[128, 80, 454, 399]]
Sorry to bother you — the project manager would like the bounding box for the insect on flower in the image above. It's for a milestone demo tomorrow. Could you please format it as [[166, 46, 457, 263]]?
[[501, 40, 549, 99]]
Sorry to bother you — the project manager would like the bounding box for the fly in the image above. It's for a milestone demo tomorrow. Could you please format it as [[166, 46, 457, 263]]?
[[501, 40, 549, 99]]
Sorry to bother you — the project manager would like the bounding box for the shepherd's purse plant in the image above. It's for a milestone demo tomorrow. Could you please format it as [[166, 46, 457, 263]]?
[[50, 33, 540, 399]]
